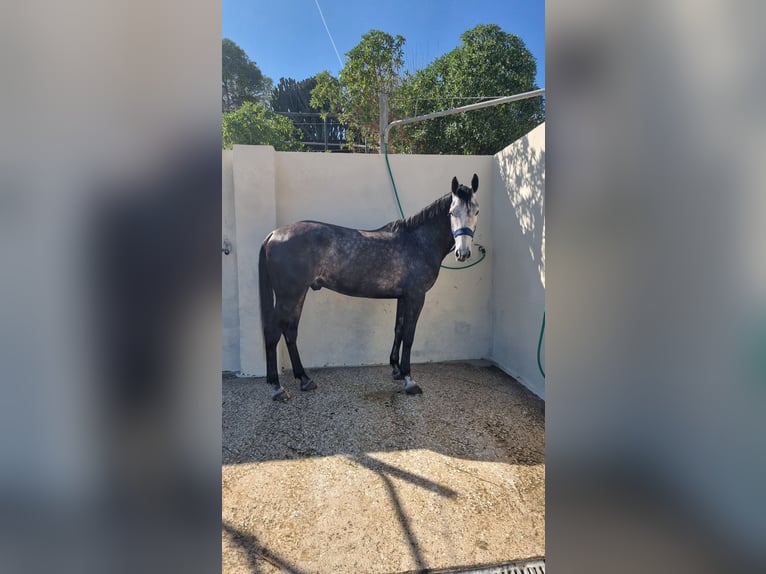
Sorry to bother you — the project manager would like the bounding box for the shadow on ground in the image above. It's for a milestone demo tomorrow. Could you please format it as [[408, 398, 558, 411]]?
[[222, 361, 545, 574]]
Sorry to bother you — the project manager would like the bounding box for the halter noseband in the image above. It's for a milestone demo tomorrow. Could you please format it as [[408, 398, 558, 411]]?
[[453, 227, 475, 238]]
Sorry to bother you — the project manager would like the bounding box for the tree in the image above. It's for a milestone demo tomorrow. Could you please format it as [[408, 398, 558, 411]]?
[[271, 77, 346, 150], [404, 25, 544, 155], [222, 38, 272, 112], [272, 77, 316, 113], [222, 101, 303, 150], [311, 30, 407, 152]]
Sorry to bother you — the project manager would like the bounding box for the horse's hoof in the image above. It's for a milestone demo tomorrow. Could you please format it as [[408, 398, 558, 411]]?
[[271, 387, 291, 401], [404, 384, 423, 395], [300, 379, 317, 391], [403, 377, 422, 395]]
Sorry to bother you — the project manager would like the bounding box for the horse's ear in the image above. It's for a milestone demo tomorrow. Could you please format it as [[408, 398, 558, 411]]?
[[471, 173, 479, 193], [451, 176, 459, 194]]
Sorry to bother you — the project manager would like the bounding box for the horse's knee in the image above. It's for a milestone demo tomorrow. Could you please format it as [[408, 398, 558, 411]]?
[[284, 326, 298, 344], [264, 331, 280, 347]]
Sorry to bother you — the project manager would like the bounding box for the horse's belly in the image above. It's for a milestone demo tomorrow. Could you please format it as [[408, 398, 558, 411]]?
[[320, 275, 403, 299]]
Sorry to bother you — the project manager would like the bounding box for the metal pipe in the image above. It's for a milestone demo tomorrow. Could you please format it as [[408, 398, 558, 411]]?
[[383, 88, 545, 146]]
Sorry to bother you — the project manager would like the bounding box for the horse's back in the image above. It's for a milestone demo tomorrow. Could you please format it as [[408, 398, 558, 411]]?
[[266, 220, 396, 248]]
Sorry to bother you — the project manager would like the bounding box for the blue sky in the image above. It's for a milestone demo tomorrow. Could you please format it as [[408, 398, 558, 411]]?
[[223, 0, 545, 88]]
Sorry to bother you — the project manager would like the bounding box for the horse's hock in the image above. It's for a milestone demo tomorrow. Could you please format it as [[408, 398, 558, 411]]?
[[222, 361, 545, 573]]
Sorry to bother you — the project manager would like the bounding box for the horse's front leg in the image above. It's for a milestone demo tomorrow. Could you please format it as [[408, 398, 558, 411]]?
[[399, 293, 425, 395], [389, 298, 405, 380]]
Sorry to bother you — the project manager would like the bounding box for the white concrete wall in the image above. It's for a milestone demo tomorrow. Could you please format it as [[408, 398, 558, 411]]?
[[221, 150, 240, 371], [232, 146, 277, 376], [489, 124, 546, 398], [222, 125, 545, 398]]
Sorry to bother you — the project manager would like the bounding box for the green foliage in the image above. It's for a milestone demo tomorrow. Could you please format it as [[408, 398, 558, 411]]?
[[222, 38, 272, 112], [310, 71, 343, 120], [341, 30, 405, 142], [311, 31, 406, 151], [229, 25, 543, 154], [310, 71, 356, 150], [222, 101, 303, 150], [404, 25, 544, 155], [308, 25, 542, 154]]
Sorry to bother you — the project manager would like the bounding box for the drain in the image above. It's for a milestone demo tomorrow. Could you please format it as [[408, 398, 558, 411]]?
[[433, 559, 545, 574]]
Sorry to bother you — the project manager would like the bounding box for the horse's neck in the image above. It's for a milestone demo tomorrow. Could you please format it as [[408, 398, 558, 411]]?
[[411, 197, 454, 260]]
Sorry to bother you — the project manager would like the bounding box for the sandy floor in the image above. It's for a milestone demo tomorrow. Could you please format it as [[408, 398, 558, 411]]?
[[222, 361, 545, 573]]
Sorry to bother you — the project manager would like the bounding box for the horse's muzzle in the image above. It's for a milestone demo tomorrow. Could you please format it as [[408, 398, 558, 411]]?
[[454, 227, 474, 261]]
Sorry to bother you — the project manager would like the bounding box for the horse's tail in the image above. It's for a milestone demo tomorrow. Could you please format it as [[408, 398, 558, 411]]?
[[258, 239, 275, 332]]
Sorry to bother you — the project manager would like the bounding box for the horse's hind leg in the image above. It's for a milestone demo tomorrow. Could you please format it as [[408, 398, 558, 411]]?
[[264, 320, 289, 401], [279, 289, 316, 392]]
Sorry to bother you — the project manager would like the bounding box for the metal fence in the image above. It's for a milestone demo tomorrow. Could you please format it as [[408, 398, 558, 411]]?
[[274, 111, 372, 153]]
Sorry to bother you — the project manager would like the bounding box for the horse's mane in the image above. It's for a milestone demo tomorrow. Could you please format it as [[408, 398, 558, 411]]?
[[382, 194, 452, 233]]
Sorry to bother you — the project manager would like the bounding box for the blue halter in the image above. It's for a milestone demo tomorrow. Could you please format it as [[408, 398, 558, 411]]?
[[453, 227, 475, 238]]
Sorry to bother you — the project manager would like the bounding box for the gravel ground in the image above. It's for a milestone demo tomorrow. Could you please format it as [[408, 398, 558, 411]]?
[[222, 361, 545, 573]]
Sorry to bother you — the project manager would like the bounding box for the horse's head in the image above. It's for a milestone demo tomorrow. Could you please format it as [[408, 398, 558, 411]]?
[[449, 174, 479, 261]]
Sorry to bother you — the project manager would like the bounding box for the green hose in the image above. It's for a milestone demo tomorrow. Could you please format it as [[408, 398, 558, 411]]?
[[383, 143, 406, 220], [537, 309, 545, 378]]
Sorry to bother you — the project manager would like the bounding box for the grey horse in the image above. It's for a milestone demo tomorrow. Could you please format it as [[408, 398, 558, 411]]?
[[259, 174, 480, 400]]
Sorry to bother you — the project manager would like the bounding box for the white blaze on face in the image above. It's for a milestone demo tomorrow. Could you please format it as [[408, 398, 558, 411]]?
[[450, 194, 479, 262]]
